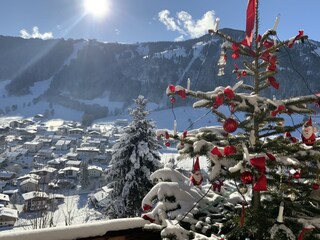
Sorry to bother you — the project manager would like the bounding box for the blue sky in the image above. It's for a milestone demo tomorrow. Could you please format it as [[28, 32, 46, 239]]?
[[1, 0, 320, 43]]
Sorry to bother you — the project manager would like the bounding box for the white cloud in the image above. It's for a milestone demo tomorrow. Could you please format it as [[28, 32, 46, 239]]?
[[158, 10, 216, 39], [20, 26, 53, 40], [174, 35, 184, 42]]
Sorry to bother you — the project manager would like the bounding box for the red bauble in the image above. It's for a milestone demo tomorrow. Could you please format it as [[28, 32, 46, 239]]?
[[293, 171, 301, 179], [170, 97, 176, 104], [312, 183, 319, 190], [165, 141, 170, 147], [223, 118, 238, 133], [240, 171, 253, 184]]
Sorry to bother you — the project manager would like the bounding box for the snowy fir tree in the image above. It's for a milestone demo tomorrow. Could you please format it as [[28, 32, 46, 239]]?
[[80, 162, 90, 189], [105, 95, 162, 218], [142, 1, 320, 239]]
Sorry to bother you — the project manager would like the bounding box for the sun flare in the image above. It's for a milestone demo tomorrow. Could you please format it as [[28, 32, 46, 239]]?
[[83, 0, 109, 18]]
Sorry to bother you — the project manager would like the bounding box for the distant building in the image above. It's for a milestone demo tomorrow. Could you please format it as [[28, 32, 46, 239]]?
[[58, 167, 80, 178], [76, 147, 100, 161], [22, 191, 48, 211], [55, 139, 72, 151], [0, 207, 18, 226], [23, 141, 43, 153], [0, 193, 10, 207], [88, 166, 103, 178], [19, 178, 39, 193]]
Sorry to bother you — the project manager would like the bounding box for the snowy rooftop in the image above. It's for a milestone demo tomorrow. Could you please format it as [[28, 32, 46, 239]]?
[[22, 191, 48, 201], [0, 207, 18, 219]]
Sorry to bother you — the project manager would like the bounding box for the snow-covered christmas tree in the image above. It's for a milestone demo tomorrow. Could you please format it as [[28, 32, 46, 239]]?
[[142, 1, 320, 239], [105, 95, 162, 218]]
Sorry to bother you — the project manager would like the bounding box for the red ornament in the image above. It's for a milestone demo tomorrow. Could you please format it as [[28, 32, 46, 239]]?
[[240, 171, 253, 184], [293, 171, 301, 179], [312, 183, 319, 190], [165, 141, 170, 147], [223, 118, 238, 133], [170, 97, 176, 104], [224, 145, 237, 156]]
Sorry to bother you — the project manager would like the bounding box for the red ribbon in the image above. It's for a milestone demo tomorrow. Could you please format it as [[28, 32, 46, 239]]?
[[211, 146, 237, 158], [224, 145, 237, 156], [250, 156, 267, 191], [288, 30, 304, 48], [246, 0, 257, 46], [168, 84, 186, 99], [284, 132, 298, 143], [213, 94, 224, 109], [266, 152, 276, 161], [271, 105, 285, 116], [298, 227, 314, 240], [211, 147, 223, 157], [268, 76, 280, 90], [224, 87, 235, 100]]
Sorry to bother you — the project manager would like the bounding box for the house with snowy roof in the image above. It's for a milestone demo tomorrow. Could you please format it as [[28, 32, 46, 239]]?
[[65, 160, 81, 168], [0, 193, 10, 207], [47, 157, 67, 169], [58, 166, 80, 178], [76, 147, 100, 161], [0, 171, 15, 181], [19, 178, 39, 193], [30, 167, 57, 184], [55, 139, 72, 151], [23, 141, 43, 153], [90, 186, 112, 209], [22, 191, 48, 211], [66, 152, 79, 160], [0, 207, 18, 227], [88, 165, 103, 178]]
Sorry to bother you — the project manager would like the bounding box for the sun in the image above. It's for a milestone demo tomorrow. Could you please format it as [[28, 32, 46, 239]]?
[[83, 0, 109, 18]]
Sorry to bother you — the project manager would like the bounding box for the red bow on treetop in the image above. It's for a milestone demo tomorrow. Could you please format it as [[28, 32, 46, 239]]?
[[167, 84, 187, 99]]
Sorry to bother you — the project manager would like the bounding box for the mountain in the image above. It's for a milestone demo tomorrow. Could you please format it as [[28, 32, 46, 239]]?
[[0, 28, 319, 123]]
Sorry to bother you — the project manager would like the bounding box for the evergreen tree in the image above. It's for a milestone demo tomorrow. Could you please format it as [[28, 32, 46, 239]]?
[[106, 95, 162, 218], [142, 1, 320, 239], [80, 162, 90, 189]]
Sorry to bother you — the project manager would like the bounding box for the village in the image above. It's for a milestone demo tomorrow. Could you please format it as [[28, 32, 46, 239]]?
[[0, 114, 130, 230]]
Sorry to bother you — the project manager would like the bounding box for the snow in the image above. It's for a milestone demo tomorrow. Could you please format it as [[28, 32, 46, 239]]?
[[0, 218, 148, 240]]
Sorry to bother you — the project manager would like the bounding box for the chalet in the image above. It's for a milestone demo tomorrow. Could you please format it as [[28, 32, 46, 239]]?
[[47, 157, 67, 169], [58, 167, 80, 178], [76, 147, 100, 161], [34, 148, 54, 160], [33, 114, 44, 121], [0, 207, 18, 227], [9, 120, 23, 128], [66, 152, 79, 160], [90, 186, 112, 209], [88, 166, 103, 178], [30, 167, 57, 184], [47, 194, 65, 206], [68, 128, 84, 138], [19, 178, 39, 193], [0, 171, 15, 181], [23, 141, 43, 153], [65, 160, 82, 168], [56, 125, 72, 136], [0, 193, 10, 207], [16, 129, 36, 141], [38, 137, 53, 147], [22, 191, 48, 211], [17, 174, 41, 184], [55, 139, 72, 151]]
